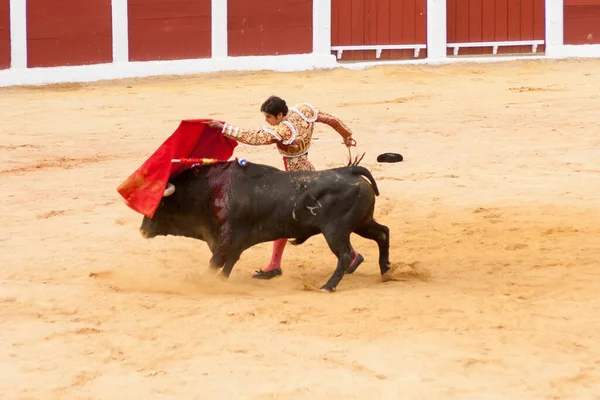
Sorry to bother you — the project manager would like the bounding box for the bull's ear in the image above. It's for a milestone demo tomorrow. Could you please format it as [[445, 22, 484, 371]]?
[[163, 183, 176, 197]]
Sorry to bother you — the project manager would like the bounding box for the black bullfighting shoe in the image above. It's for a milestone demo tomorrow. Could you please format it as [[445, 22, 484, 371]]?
[[345, 253, 365, 274], [252, 268, 283, 279]]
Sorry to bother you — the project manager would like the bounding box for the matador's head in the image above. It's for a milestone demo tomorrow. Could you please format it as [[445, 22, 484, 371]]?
[[261, 95, 288, 126]]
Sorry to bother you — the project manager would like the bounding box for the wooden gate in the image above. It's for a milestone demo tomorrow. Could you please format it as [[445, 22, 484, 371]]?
[[128, 0, 212, 62], [228, 0, 313, 57], [564, 0, 600, 44], [331, 0, 427, 61], [446, 0, 545, 56], [26, 0, 113, 68]]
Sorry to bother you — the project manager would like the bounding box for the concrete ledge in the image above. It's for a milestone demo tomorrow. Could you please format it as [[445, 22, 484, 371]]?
[[0, 54, 339, 87], [546, 45, 600, 58], [1, 46, 599, 88]]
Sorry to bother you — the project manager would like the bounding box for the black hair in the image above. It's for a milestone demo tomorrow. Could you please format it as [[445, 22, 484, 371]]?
[[260, 95, 288, 117]]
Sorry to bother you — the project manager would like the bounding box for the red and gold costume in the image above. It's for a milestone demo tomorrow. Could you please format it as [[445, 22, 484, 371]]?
[[220, 103, 353, 171]]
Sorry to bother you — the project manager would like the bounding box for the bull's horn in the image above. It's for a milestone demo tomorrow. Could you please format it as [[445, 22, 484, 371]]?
[[163, 183, 175, 197]]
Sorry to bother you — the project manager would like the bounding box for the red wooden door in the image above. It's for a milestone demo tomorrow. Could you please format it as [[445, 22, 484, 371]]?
[[0, 0, 9, 70], [331, 0, 427, 61], [564, 0, 600, 44], [227, 0, 313, 57], [128, 0, 212, 62], [446, 0, 545, 55], [27, 0, 113, 68]]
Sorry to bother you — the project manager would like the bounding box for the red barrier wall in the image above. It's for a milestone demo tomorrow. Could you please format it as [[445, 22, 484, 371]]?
[[128, 0, 212, 61], [564, 0, 600, 44], [331, 0, 427, 61], [446, 0, 545, 55], [0, 0, 9, 69], [26, 0, 113, 68], [227, 0, 313, 57]]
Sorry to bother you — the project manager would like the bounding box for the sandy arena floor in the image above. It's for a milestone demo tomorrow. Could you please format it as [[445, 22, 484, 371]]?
[[1, 58, 600, 399]]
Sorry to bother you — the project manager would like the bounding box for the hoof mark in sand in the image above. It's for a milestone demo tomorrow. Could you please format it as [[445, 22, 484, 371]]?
[[505, 243, 528, 251], [473, 207, 503, 223], [338, 94, 430, 107], [509, 86, 564, 93], [36, 209, 72, 219], [320, 356, 388, 380], [386, 262, 431, 282], [1, 155, 112, 176], [0, 144, 42, 150]]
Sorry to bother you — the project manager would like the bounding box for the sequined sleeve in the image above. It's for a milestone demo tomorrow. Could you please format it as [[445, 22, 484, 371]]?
[[220, 122, 292, 146], [315, 110, 353, 138]]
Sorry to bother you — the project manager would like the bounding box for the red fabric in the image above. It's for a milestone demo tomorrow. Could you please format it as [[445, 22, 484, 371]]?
[[117, 119, 238, 218]]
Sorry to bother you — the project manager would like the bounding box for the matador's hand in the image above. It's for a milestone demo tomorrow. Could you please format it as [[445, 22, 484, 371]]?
[[205, 120, 224, 130], [343, 136, 357, 148]]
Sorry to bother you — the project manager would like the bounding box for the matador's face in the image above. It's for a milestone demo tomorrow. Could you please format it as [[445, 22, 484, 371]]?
[[263, 112, 284, 126]]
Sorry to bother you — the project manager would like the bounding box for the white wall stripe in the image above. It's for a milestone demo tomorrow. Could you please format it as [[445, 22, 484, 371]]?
[[211, 0, 228, 58], [545, 0, 564, 57], [313, 0, 331, 55], [426, 0, 447, 60], [9, 0, 27, 69], [111, 0, 129, 63]]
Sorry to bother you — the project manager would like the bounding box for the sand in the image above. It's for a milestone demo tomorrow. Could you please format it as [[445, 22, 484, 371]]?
[[1, 58, 600, 400]]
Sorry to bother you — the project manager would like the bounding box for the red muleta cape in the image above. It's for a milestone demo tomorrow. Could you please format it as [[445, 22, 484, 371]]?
[[117, 119, 238, 218]]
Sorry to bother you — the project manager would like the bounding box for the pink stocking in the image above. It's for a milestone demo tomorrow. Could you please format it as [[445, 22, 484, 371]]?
[[350, 249, 359, 265], [263, 238, 288, 271]]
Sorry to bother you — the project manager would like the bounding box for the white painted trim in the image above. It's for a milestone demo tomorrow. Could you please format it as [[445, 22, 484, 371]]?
[[448, 40, 545, 56], [546, 45, 600, 58], [0, 54, 338, 87], [331, 45, 427, 59], [337, 54, 549, 70], [313, 0, 331, 55], [426, 0, 447, 60], [211, 0, 228, 58], [9, 0, 27, 69], [545, 0, 564, 57], [111, 0, 129, 63]]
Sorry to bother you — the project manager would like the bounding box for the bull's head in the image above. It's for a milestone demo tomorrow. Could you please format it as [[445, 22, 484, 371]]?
[[139, 183, 178, 239], [138, 162, 229, 247]]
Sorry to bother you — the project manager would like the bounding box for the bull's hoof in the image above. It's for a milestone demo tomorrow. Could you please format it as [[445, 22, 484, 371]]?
[[252, 268, 282, 280], [381, 271, 392, 282], [320, 285, 336, 293], [380, 262, 391, 277], [218, 271, 231, 280], [345, 253, 364, 274]]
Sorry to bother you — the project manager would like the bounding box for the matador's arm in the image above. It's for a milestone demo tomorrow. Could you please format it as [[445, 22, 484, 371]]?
[[220, 122, 292, 146], [315, 110, 353, 139]]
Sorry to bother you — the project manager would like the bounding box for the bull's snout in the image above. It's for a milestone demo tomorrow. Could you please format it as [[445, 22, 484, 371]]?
[[139, 228, 149, 238]]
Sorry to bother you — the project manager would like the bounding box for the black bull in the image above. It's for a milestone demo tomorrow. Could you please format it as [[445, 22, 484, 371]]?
[[139, 159, 391, 292]]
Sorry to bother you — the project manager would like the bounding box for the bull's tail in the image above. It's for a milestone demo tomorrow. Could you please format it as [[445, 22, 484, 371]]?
[[351, 166, 380, 196]]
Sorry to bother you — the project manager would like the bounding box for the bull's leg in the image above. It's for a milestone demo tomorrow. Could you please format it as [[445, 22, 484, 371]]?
[[202, 252, 226, 277], [354, 220, 391, 276], [320, 231, 354, 293], [205, 229, 234, 276], [220, 249, 243, 279], [209, 253, 225, 270]]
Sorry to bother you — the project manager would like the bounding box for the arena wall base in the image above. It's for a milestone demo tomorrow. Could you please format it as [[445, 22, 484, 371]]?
[[547, 45, 600, 59], [337, 54, 553, 69], [0, 54, 339, 87]]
